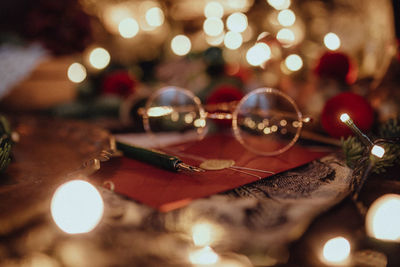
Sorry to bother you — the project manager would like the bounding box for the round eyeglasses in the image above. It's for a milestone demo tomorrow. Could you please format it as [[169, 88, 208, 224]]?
[[142, 86, 310, 156]]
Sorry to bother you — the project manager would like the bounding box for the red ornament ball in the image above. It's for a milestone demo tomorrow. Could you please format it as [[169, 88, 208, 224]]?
[[314, 51, 353, 84], [321, 92, 374, 138], [206, 84, 244, 127], [102, 70, 137, 97]]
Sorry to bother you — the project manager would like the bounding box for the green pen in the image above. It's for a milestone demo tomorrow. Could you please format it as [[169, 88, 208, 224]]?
[[116, 141, 204, 173]]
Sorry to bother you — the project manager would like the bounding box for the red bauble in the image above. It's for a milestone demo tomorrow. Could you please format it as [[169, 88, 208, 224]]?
[[314, 51, 354, 84], [321, 92, 374, 138], [102, 70, 136, 97], [206, 84, 244, 127]]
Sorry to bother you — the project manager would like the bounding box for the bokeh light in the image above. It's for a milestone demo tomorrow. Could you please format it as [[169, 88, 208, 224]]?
[[118, 18, 139, 38], [366, 194, 400, 242], [322, 237, 351, 265], [204, 2, 224, 18], [267, 0, 291, 10], [51, 180, 104, 234], [67, 63, 87, 83], [89, 47, 111, 69], [246, 43, 271, 66], [171, 35, 191, 56], [226, 12, 248, 33], [203, 17, 224, 37], [285, 54, 303, 71], [145, 7, 164, 27], [192, 222, 215, 246], [277, 9, 296, 26], [206, 32, 225, 46], [324, 32, 341, 50], [276, 28, 295, 45], [189, 246, 219, 265], [224, 31, 243, 50]]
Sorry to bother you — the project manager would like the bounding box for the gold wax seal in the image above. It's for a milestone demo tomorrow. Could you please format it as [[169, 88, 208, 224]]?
[[200, 159, 235, 170]]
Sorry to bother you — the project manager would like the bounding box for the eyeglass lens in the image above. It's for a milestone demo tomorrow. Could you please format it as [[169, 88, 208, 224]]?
[[143, 86, 302, 156]]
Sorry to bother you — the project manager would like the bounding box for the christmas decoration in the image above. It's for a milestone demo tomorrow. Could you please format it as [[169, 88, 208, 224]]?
[[314, 51, 353, 84], [342, 116, 400, 174], [321, 92, 374, 138], [101, 70, 137, 98]]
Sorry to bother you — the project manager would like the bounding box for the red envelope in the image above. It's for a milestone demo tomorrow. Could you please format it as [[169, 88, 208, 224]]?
[[94, 134, 330, 211]]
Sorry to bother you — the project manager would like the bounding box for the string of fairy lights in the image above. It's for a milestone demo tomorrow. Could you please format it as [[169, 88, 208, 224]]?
[[67, 0, 342, 85]]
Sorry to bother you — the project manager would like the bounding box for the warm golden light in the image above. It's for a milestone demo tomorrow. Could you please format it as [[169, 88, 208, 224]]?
[[89, 47, 111, 69], [51, 180, 104, 234], [206, 32, 225, 46], [118, 18, 139, 38], [67, 63, 87, 83], [277, 9, 296, 26], [340, 113, 350, 123], [194, 118, 206, 128], [226, 12, 248, 33], [204, 2, 224, 18], [276, 28, 295, 45], [145, 7, 164, 27], [267, 0, 291, 10], [171, 35, 191, 56], [322, 237, 351, 265], [246, 43, 271, 66], [147, 106, 174, 117], [324, 32, 341, 51], [224, 31, 243, 50], [192, 222, 215, 246], [366, 194, 400, 242], [189, 246, 219, 265], [285, 54, 303, 71], [371, 145, 385, 158], [203, 17, 224, 37]]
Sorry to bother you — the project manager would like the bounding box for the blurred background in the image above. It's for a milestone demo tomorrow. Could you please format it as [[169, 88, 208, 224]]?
[[0, 0, 398, 136]]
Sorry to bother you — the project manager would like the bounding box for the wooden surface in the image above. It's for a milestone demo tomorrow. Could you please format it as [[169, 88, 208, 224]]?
[[0, 116, 112, 234]]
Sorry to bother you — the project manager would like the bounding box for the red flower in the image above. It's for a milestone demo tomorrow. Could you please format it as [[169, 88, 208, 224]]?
[[314, 51, 354, 84], [206, 84, 244, 127], [101, 71, 137, 97]]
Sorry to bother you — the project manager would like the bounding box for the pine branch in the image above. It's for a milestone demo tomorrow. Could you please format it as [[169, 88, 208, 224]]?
[[342, 116, 400, 174]]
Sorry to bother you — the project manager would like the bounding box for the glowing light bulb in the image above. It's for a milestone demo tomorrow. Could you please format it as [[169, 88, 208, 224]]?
[[51, 180, 104, 234], [340, 113, 350, 123], [89, 48, 110, 69], [324, 32, 341, 51], [276, 28, 295, 45], [192, 222, 215, 246], [322, 237, 351, 265], [171, 35, 191, 56], [189, 246, 219, 265], [285, 54, 303, 71], [145, 7, 164, 27], [246, 43, 271, 66], [203, 17, 224, 37], [267, 0, 291, 10], [226, 12, 248, 33], [204, 2, 224, 18], [118, 18, 139, 38], [277, 9, 296, 26], [224, 31, 243, 50], [366, 194, 400, 242], [67, 63, 87, 83], [371, 144, 385, 158]]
